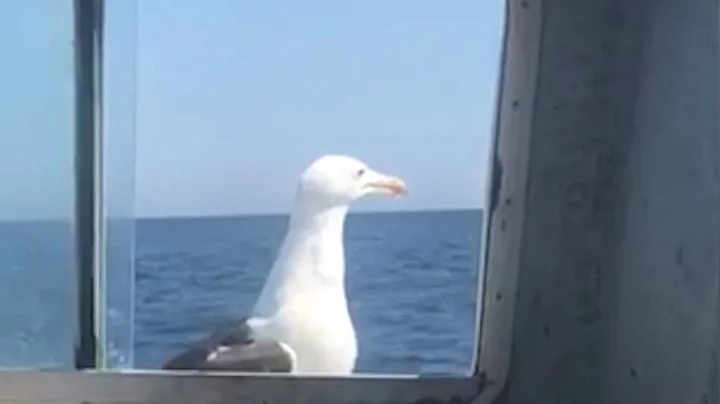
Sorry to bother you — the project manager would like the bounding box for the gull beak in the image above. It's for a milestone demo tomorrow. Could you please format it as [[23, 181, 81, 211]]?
[[364, 173, 407, 197]]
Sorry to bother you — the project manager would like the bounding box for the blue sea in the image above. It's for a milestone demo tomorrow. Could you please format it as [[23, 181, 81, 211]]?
[[0, 209, 483, 375]]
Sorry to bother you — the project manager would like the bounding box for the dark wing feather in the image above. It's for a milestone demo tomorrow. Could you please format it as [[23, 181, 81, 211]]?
[[162, 317, 294, 372]]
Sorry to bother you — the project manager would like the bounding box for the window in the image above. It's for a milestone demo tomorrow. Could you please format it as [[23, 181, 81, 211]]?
[[103, 0, 138, 369], [0, 0, 528, 403], [129, 0, 504, 377], [0, 0, 76, 369]]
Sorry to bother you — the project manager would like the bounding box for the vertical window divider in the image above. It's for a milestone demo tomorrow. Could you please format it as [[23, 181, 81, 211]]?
[[73, 0, 105, 370]]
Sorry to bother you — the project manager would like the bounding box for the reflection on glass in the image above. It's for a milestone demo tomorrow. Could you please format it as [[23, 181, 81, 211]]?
[[0, 0, 75, 368], [103, 0, 138, 369], [132, 2, 502, 375]]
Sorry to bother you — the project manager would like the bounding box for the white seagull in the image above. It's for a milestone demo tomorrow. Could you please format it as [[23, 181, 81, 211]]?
[[163, 154, 407, 375]]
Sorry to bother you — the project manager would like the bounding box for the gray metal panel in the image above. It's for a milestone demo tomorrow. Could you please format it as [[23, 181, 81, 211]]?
[[474, 1, 541, 402], [489, 0, 719, 402]]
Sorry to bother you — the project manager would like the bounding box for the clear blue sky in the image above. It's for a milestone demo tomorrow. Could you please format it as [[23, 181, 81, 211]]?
[[0, 1, 504, 220]]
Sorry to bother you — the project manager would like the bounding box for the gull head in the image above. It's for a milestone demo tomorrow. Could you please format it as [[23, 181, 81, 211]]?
[[295, 155, 407, 208]]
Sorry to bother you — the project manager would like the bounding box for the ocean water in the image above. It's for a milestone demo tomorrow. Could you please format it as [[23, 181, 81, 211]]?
[[0, 209, 484, 375]]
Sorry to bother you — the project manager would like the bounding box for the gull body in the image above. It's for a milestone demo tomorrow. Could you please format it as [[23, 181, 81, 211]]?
[[162, 155, 406, 375]]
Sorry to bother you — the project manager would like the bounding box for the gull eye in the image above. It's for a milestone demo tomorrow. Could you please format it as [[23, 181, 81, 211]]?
[[356, 168, 366, 177]]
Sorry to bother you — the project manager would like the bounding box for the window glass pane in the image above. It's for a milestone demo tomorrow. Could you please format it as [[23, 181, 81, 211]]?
[[131, 1, 504, 375], [0, 0, 75, 368], [103, 0, 138, 369]]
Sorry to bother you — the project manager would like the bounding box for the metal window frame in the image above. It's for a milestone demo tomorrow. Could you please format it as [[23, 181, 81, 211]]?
[[73, 0, 104, 370], [0, 0, 535, 402]]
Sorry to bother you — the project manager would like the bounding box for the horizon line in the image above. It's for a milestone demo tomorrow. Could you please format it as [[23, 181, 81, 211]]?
[[0, 207, 484, 223], [136, 206, 484, 220]]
